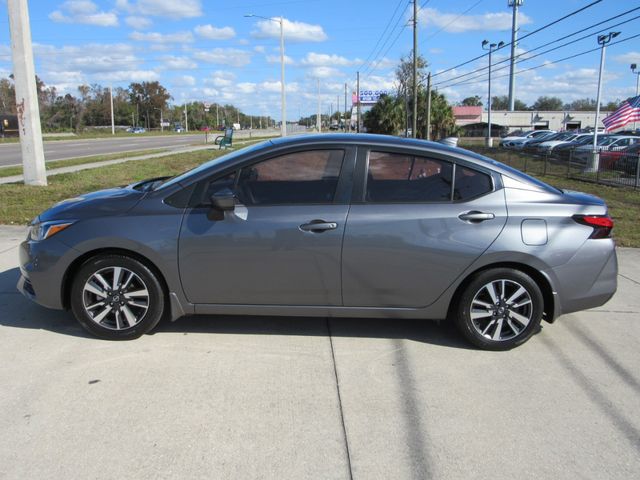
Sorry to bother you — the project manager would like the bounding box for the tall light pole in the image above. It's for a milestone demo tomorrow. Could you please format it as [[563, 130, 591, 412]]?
[[412, 0, 418, 138], [507, 1, 523, 111], [482, 39, 505, 147], [109, 85, 115, 135], [8, 0, 47, 185], [245, 14, 286, 137], [631, 63, 640, 130], [590, 31, 620, 172]]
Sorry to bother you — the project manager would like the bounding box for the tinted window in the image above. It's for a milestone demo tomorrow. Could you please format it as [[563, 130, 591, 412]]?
[[237, 150, 344, 205], [453, 166, 492, 201], [366, 151, 453, 202]]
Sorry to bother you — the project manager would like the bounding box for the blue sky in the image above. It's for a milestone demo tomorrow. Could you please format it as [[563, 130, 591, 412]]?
[[0, 0, 639, 120]]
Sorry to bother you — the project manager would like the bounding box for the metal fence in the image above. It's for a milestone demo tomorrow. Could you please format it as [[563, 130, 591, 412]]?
[[470, 146, 640, 189]]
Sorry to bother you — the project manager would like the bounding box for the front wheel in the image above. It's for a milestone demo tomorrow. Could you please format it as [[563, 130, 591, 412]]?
[[70, 254, 165, 340], [454, 268, 544, 351]]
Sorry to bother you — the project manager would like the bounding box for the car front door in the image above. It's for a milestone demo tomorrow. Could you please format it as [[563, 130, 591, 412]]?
[[342, 148, 507, 308], [178, 147, 354, 306]]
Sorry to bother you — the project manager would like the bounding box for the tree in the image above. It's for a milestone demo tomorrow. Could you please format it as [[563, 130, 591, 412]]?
[[395, 53, 428, 97], [460, 96, 482, 107], [603, 100, 620, 111], [490, 95, 527, 110], [0, 77, 16, 114], [568, 98, 597, 111], [363, 94, 403, 135], [420, 90, 457, 139], [532, 96, 563, 111], [128, 81, 172, 129]]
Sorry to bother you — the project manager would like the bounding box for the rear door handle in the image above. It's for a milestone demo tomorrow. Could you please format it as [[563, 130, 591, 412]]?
[[458, 211, 495, 222], [299, 220, 338, 233]]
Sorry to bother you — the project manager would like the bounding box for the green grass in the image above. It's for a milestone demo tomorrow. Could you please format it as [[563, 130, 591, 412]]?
[[0, 130, 204, 144], [0, 148, 171, 178]]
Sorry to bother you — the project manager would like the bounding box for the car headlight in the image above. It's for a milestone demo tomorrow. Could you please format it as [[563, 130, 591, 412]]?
[[29, 220, 75, 241]]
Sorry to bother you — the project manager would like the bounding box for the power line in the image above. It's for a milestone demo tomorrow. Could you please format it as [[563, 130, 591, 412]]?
[[357, 0, 406, 72], [421, 0, 485, 43], [363, 4, 411, 76], [431, 0, 603, 78], [436, 32, 640, 91], [433, 9, 640, 87]]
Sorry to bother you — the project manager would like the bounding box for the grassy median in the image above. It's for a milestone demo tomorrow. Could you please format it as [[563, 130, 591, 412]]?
[[0, 142, 638, 246]]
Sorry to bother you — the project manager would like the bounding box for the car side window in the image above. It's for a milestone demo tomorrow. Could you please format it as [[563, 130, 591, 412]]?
[[453, 165, 492, 201], [203, 172, 237, 203], [366, 151, 453, 202], [236, 150, 344, 205]]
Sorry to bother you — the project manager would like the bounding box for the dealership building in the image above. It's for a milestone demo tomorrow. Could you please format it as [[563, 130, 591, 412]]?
[[452, 106, 612, 136]]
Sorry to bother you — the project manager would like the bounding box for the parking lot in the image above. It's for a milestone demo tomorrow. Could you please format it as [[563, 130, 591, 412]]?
[[0, 225, 639, 479]]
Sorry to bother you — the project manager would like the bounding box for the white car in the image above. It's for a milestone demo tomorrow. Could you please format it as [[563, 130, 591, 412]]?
[[537, 133, 592, 154], [504, 130, 556, 149]]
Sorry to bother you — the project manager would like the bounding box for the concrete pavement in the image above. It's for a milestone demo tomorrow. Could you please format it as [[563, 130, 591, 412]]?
[[0, 226, 638, 479]]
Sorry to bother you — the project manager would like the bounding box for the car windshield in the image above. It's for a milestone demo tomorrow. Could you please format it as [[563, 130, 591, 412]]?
[[155, 140, 272, 190], [598, 137, 617, 146]]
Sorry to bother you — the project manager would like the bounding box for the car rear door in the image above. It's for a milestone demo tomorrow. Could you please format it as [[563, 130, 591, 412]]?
[[341, 147, 507, 308], [178, 146, 355, 306]]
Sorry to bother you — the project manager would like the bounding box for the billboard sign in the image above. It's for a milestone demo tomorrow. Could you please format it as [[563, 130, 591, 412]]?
[[354, 89, 392, 105]]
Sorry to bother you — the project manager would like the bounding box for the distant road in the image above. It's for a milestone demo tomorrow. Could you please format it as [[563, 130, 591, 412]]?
[[0, 130, 277, 167]]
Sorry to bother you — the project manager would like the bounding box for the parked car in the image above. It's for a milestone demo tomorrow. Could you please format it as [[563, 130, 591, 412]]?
[[174, 123, 184, 133], [521, 132, 570, 154], [552, 134, 596, 161], [502, 130, 555, 149], [127, 127, 146, 134], [573, 136, 640, 163], [599, 142, 640, 172], [17, 134, 617, 351], [537, 133, 592, 155]]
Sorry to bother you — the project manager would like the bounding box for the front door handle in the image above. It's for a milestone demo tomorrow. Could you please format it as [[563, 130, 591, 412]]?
[[458, 211, 495, 223], [299, 220, 338, 233]]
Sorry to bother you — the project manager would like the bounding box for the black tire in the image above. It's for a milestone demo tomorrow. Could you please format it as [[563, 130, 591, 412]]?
[[454, 268, 544, 351], [70, 254, 165, 340]]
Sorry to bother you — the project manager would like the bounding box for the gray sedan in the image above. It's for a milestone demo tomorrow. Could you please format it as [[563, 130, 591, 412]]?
[[18, 134, 617, 350]]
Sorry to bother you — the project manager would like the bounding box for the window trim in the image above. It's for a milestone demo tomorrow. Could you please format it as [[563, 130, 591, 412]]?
[[356, 147, 497, 205], [191, 147, 354, 208]]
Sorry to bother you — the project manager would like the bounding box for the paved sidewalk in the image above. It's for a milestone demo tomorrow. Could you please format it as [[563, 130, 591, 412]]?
[[0, 228, 638, 479]]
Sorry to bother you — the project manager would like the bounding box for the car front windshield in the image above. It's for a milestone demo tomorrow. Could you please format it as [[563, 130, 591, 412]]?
[[155, 140, 272, 190]]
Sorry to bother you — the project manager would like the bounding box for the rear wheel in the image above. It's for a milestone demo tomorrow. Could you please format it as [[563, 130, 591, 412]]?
[[70, 254, 165, 340], [454, 268, 543, 351]]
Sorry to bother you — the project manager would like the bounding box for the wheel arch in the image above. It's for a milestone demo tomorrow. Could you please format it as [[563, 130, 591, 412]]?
[[61, 248, 170, 310], [447, 262, 556, 323]]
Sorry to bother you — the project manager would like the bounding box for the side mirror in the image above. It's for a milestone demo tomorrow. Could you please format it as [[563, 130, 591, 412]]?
[[207, 188, 236, 220]]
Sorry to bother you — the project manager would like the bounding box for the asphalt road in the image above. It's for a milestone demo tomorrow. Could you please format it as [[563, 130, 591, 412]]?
[[0, 130, 274, 167], [0, 226, 638, 479]]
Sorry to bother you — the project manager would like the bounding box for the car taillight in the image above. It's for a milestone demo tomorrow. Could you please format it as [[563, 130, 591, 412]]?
[[572, 214, 614, 239]]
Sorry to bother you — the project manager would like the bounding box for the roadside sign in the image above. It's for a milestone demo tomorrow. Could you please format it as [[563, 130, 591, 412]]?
[[204, 108, 210, 112], [204, 102, 211, 109]]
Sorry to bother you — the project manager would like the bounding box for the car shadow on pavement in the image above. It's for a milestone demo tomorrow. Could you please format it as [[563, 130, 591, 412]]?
[[155, 314, 475, 350]]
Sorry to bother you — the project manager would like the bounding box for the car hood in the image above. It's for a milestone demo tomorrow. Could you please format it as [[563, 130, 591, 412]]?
[[38, 184, 146, 223]]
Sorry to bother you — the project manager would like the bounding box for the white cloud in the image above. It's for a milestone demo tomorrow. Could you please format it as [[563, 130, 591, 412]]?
[[429, 48, 443, 55], [237, 39, 250, 46], [418, 7, 532, 33], [251, 18, 327, 43], [259, 81, 299, 93], [178, 75, 196, 86], [160, 55, 197, 70], [206, 71, 236, 88], [193, 48, 252, 67], [49, 1, 118, 27], [33, 42, 139, 74], [307, 66, 343, 78], [125, 16, 152, 29], [614, 51, 640, 65], [116, 0, 202, 18], [237, 82, 256, 94], [129, 31, 194, 44], [254, 45, 266, 53], [301, 52, 355, 67], [101, 70, 159, 82], [194, 24, 236, 40], [266, 54, 295, 65]]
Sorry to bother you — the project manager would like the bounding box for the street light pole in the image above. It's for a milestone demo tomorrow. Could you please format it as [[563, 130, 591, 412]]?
[[482, 39, 505, 147], [109, 85, 115, 135], [590, 31, 620, 171], [507, 1, 523, 111], [245, 14, 286, 137]]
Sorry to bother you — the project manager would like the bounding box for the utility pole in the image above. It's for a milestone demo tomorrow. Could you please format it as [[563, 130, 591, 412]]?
[[590, 31, 621, 172], [426, 72, 432, 140], [507, 1, 523, 111], [356, 71, 361, 133], [8, 0, 47, 185], [216, 104, 219, 127], [482, 39, 505, 147], [337, 95, 340, 125], [317, 78, 321, 132], [184, 103, 188, 132], [631, 63, 640, 130], [412, 0, 418, 138], [344, 83, 348, 131], [109, 85, 115, 135]]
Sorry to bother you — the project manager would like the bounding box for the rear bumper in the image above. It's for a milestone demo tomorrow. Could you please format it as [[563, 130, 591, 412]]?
[[545, 239, 617, 317]]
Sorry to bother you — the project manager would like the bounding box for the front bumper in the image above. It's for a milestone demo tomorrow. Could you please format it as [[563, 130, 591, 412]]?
[[18, 237, 76, 310]]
